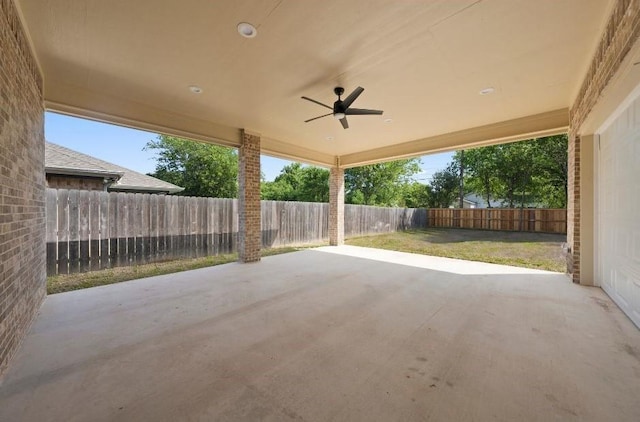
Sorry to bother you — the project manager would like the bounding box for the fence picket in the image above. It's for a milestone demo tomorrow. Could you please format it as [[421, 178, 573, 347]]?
[[133, 194, 143, 264], [46, 189, 58, 275], [107, 192, 117, 268], [157, 194, 166, 260], [149, 194, 157, 261], [78, 190, 90, 272], [89, 191, 100, 271], [67, 190, 80, 274]]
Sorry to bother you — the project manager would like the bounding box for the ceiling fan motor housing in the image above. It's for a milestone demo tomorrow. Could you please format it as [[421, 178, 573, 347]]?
[[333, 87, 346, 112], [301, 86, 383, 129]]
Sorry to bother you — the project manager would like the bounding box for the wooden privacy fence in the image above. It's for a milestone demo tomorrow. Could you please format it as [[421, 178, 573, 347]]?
[[261, 200, 329, 247], [46, 189, 427, 275], [345, 204, 427, 237], [45, 189, 563, 276], [46, 190, 238, 276], [427, 208, 566, 234]]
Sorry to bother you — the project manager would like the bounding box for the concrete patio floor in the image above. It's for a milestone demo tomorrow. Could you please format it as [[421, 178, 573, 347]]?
[[1, 246, 639, 421]]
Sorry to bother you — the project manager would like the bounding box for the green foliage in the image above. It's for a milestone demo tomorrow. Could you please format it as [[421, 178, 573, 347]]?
[[263, 159, 421, 206], [455, 148, 499, 207], [492, 142, 536, 207], [452, 134, 568, 208], [144, 134, 567, 209], [402, 182, 432, 208], [261, 163, 329, 202], [300, 166, 331, 202], [145, 135, 238, 198], [531, 135, 568, 208], [427, 163, 460, 208], [345, 158, 421, 206]]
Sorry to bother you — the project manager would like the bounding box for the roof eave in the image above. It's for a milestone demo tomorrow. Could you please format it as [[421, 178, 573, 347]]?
[[109, 185, 184, 194], [45, 166, 123, 180]]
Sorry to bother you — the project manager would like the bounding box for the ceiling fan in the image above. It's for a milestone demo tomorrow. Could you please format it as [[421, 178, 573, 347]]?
[[302, 86, 383, 129]]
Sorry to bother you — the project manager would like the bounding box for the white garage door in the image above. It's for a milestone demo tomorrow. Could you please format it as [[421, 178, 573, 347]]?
[[597, 97, 640, 328]]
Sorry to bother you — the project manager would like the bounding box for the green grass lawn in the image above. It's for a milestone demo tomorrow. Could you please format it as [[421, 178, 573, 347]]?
[[47, 247, 306, 294], [49, 229, 566, 294], [345, 228, 567, 272]]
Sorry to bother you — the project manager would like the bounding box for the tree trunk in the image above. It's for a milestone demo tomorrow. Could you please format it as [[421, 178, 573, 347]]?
[[459, 150, 464, 208]]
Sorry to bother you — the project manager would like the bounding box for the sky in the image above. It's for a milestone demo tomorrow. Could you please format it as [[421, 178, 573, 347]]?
[[44, 112, 453, 182]]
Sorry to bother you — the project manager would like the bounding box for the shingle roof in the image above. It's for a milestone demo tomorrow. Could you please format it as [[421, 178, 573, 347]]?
[[45, 141, 184, 194]]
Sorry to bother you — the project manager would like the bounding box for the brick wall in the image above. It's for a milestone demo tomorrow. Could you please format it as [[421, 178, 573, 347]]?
[[568, 0, 640, 282], [238, 131, 261, 262], [46, 174, 106, 191], [566, 133, 580, 282], [329, 166, 344, 246], [0, 0, 46, 377]]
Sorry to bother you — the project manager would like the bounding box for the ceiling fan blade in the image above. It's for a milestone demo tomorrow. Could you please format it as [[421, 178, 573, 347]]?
[[345, 108, 384, 115], [304, 112, 333, 123], [340, 117, 349, 129], [301, 96, 333, 110], [341, 86, 365, 108]]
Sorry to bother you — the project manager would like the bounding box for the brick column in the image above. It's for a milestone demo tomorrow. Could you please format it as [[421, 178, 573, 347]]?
[[238, 131, 261, 262], [566, 132, 581, 282], [0, 1, 46, 377], [329, 165, 344, 246]]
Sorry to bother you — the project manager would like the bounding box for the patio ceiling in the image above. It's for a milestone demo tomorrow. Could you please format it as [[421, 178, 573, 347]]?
[[18, 0, 612, 166]]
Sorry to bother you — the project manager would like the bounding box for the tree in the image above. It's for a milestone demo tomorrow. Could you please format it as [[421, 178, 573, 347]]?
[[145, 135, 238, 197], [299, 166, 330, 202], [427, 163, 460, 208], [492, 142, 539, 207], [261, 163, 329, 202], [263, 159, 420, 206], [451, 134, 568, 208], [455, 148, 499, 208], [402, 182, 431, 208], [345, 159, 421, 206], [531, 134, 568, 208]]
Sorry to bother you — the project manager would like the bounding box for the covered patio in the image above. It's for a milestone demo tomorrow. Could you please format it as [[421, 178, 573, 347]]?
[[1, 247, 639, 421], [3, 0, 640, 418]]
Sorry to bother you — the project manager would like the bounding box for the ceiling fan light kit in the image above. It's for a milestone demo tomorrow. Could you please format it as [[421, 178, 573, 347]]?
[[302, 86, 383, 130]]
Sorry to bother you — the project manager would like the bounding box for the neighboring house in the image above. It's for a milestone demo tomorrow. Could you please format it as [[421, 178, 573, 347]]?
[[453, 193, 544, 209], [463, 193, 486, 208], [462, 198, 477, 208], [45, 141, 183, 194], [448, 197, 478, 209], [450, 193, 544, 209]]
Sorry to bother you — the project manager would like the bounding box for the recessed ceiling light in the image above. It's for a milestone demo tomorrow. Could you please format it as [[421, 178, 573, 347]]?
[[479, 87, 495, 95], [326, 136, 334, 141], [384, 118, 393, 123], [189, 85, 203, 94], [237, 22, 257, 38]]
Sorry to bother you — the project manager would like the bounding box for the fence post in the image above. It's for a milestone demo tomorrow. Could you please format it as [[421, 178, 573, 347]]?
[[519, 208, 523, 232]]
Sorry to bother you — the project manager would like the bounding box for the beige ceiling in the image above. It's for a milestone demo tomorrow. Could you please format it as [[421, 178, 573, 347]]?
[[18, 0, 612, 167]]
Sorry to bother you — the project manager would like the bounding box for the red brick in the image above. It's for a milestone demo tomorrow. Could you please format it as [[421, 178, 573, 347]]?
[[0, 0, 46, 377], [238, 132, 261, 262], [329, 166, 344, 246]]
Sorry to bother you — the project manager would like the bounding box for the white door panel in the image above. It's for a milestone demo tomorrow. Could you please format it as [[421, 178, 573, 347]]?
[[597, 100, 640, 328]]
